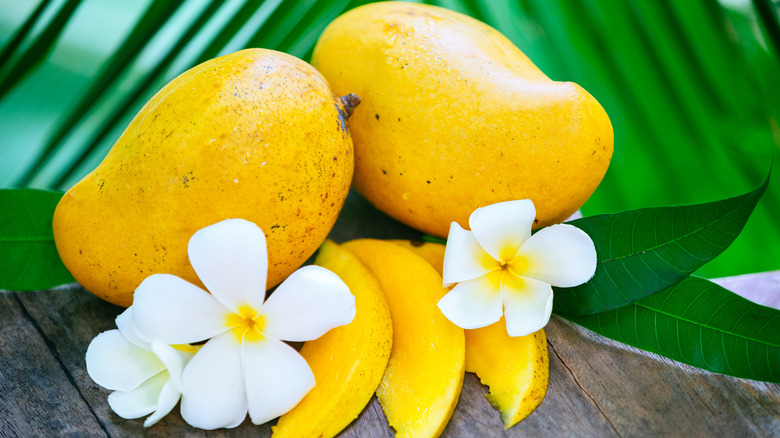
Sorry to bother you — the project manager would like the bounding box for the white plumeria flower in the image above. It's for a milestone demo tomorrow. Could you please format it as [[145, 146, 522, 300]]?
[[86, 307, 195, 427], [439, 200, 596, 337], [130, 219, 356, 430]]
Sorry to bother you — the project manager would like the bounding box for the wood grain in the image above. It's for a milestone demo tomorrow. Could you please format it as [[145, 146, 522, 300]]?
[[1, 191, 779, 437]]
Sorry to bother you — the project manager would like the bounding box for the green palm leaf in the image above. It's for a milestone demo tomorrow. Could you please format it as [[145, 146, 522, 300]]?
[[0, 0, 777, 279]]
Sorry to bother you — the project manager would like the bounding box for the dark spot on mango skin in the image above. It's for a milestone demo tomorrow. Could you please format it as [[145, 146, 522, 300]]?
[[375, 114, 380, 120]]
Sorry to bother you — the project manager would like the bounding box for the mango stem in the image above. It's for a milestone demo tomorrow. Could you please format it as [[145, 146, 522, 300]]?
[[340, 93, 361, 118]]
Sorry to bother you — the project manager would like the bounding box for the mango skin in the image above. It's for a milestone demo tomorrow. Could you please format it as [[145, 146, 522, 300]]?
[[53, 49, 354, 307], [312, 2, 613, 236]]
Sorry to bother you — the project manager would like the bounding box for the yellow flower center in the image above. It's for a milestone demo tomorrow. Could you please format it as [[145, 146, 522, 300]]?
[[497, 250, 528, 277], [227, 305, 266, 342], [508, 254, 528, 276]]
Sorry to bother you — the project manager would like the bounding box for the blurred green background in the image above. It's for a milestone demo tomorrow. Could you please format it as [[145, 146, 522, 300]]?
[[1, 0, 778, 278]]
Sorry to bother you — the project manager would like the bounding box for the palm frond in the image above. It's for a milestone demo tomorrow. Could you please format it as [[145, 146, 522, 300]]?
[[0, 0, 778, 277]]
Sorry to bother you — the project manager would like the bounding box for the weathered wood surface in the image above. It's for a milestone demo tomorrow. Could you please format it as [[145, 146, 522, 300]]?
[[1, 191, 779, 437]]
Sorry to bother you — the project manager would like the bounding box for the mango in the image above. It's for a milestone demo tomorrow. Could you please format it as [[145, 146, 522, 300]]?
[[53, 49, 356, 307], [396, 240, 549, 428], [273, 239, 392, 438], [312, 2, 613, 237], [343, 239, 464, 438]]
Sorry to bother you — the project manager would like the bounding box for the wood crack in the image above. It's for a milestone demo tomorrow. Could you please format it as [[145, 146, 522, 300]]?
[[13, 293, 111, 438], [547, 338, 622, 438]]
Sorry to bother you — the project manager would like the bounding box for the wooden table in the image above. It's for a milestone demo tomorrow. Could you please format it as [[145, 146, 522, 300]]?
[[2, 191, 779, 437]]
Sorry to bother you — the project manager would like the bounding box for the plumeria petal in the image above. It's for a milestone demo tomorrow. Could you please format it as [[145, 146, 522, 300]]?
[[181, 332, 247, 430], [515, 224, 597, 287], [151, 341, 194, 391], [469, 199, 536, 262], [188, 218, 268, 313], [115, 307, 149, 350], [86, 330, 164, 392], [501, 275, 554, 337], [107, 371, 168, 419], [260, 266, 356, 342], [242, 338, 315, 425], [143, 379, 181, 427], [442, 222, 499, 286], [133, 274, 229, 344], [437, 271, 504, 329]]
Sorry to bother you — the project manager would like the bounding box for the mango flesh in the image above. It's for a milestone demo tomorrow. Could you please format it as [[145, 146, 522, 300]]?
[[312, 2, 613, 237], [53, 49, 354, 307], [396, 240, 549, 428], [343, 239, 465, 438], [466, 320, 549, 429], [273, 239, 393, 438]]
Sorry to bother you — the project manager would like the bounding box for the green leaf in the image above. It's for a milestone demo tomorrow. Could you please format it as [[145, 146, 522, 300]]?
[[554, 176, 768, 315], [49, 0, 221, 189], [0, 0, 51, 69], [14, 0, 186, 187], [564, 276, 780, 383], [0, 0, 83, 101], [422, 234, 447, 245], [0, 189, 73, 290]]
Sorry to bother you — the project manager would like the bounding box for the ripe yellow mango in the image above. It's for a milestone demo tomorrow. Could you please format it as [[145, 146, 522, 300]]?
[[396, 240, 549, 428], [53, 49, 356, 307], [312, 2, 613, 237], [343, 239, 464, 438], [273, 240, 392, 438]]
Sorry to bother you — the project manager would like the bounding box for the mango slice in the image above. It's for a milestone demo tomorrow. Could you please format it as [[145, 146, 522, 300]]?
[[272, 240, 393, 438], [389, 240, 445, 275], [465, 320, 549, 429], [343, 239, 465, 438], [394, 240, 549, 428]]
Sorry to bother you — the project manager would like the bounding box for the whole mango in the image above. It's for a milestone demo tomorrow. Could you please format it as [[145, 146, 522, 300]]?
[[53, 49, 356, 307], [312, 2, 613, 236]]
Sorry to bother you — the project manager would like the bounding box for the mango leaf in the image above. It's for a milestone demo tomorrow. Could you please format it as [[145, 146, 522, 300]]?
[[564, 276, 780, 383], [0, 189, 73, 290], [554, 176, 767, 315]]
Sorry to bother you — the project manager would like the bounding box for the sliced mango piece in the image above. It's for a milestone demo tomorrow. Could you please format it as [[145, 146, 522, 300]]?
[[465, 320, 548, 428], [343, 239, 465, 438], [395, 240, 549, 429], [389, 240, 446, 275], [272, 240, 393, 438]]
